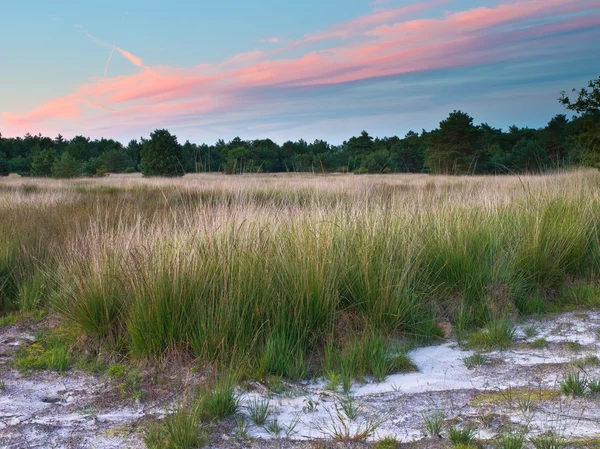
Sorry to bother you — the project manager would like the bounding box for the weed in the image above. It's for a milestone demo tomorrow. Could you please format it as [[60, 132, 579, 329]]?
[[105, 362, 127, 378], [588, 379, 600, 395], [497, 432, 525, 449], [315, 406, 388, 442], [325, 371, 342, 392], [122, 369, 145, 401], [265, 417, 284, 439], [467, 320, 516, 351], [14, 333, 70, 372], [338, 396, 359, 420], [463, 353, 488, 369], [0, 314, 17, 327], [559, 371, 588, 396], [246, 397, 270, 425], [448, 425, 476, 446], [524, 325, 538, 338], [422, 410, 444, 437], [233, 415, 248, 439], [374, 436, 400, 449], [530, 431, 565, 449], [565, 340, 584, 352], [303, 396, 319, 413], [530, 338, 549, 349], [197, 376, 240, 420], [285, 412, 302, 438], [144, 407, 207, 449]]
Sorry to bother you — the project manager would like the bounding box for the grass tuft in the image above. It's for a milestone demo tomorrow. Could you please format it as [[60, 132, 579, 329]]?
[[467, 320, 516, 351]]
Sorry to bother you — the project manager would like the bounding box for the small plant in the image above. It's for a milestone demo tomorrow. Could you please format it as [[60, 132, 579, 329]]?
[[524, 325, 538, 338], [467, 320, 516, 351], [144, 407, 207, 449], [233, 415, 248, 439], [463, 353, 488, 369], [565, 340, 583, 352], [341, 375, 353, 395], [422, 410, 444, 437], [517, 396, 535, 414], [197, 376, 240, 420], [497, 432, 525, 449], [338, 396, 359, 420], [0, 314, 17, 327], [448, 425, 476, 446], [303, 396, 319, 413], [122, 369, 145, 401], [285, 412, 302, 438], [246, 397, 270, 425], [374, 435, 400, 449], [529, 431, 565, 449], [14, 333, 70, 373], [530, 338, 549, 349], [559, 370, 587, 396], [265, 376, 286, 395], [105, 362, 127, 378], [580, 354, 600, 366], [325, 371, 342, 392], [588, 379, 600, 395], [388, 352, 417, 373], [315, 406, 388, 442], [265, 417, 284, 438], [0, 379, 6, 391]]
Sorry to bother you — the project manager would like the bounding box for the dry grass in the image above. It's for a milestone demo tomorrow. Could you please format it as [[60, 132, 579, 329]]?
[[1, 170, 599, 378]]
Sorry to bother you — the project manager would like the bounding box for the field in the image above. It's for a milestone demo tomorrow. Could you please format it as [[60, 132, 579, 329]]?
[[1, 171, 600, 448]]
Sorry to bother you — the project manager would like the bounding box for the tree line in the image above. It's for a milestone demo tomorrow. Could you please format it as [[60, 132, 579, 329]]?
[[0, 76, 598, 177]]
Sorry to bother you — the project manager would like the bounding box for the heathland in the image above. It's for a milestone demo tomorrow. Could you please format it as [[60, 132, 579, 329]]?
[[1, 171, 600, 448]]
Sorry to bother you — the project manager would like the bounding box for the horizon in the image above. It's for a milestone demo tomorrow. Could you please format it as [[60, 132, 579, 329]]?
[[1, 0, 599, 144]]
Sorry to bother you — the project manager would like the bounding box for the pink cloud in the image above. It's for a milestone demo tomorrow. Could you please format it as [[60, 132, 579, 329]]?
[[2, 0, 599, 137], [116, 47, 147, 69]]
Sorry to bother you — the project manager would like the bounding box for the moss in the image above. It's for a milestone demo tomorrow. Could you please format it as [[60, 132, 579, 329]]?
[[471, 388, 559, 405]]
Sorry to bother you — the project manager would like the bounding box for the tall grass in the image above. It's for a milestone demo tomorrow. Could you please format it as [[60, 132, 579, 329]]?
[[0, 171, 599, 379]]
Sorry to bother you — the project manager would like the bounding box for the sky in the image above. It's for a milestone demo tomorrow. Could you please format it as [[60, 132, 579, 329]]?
[[1, 0, 599, 144]]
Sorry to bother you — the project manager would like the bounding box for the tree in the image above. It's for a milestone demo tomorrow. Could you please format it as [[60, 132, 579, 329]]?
[[51, 152, 81, 178], [0, 151, 9, 176], [30, 147, 58, 177], [140, 129, 184, 177], [560, 75, 600, 169], [560, 76, 600, 115], [425, 111, 481, 174], [103, 149, 130, 173], [507, 139, 552, 173]]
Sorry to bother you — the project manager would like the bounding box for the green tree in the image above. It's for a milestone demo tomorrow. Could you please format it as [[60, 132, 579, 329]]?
[[9, 155, 31, 176], [51, 152, 81, 178], [0, 151, 9, 176], [425, 111, 481, 174], [30, 147, 58, 177], [140, 129, 184, 177], [560, 75, 600, 168], [103, 149, 130, 173], [507, 139, 552, 173]]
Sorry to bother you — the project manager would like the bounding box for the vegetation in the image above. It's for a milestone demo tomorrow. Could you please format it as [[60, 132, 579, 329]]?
[[144, 407, 207, 449], [560, 371, 588, 397], [0, 75, 598, 177], [0, 170, 599, 382]]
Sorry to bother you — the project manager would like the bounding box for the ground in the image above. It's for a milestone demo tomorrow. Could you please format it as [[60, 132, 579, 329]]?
[[2, 310, 600, 448]]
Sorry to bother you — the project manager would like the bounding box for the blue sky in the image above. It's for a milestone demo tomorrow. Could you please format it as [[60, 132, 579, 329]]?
[[1, 0, 599, 143]]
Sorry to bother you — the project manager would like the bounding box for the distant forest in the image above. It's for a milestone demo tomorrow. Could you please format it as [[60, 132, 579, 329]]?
[[1, 76, 598, 177]]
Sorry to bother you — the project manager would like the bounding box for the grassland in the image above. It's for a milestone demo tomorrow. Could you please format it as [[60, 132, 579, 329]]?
[[1, 170, 600, 383]]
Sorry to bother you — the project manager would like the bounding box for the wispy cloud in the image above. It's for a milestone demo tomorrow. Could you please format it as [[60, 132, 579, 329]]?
[[259, 37, 280, 44], [3, 0, 599, 138], [116, 47, 147, 69]]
